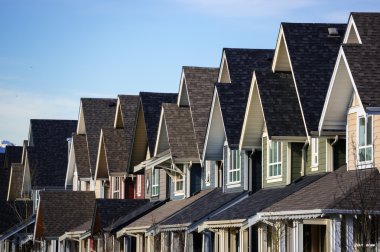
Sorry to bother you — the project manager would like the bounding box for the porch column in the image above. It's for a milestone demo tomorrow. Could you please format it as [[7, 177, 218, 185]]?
[[279, 223, 286, 252], [346, 216, 354, 252], [330, 217, 341, 252], [202, 231, 212, 252], [171, 232, 180, 252], [293, 221, 303, 252], [123, 236, 131, 252], [185, 232, 193, 252], [161, 232, 170, 252], [239, 229, 249, 252]]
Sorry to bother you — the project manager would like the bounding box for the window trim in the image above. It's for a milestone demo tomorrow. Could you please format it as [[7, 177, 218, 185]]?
[[112, 177, 120, 199], [174, 165, 185, 195], [136, 175, 142, 196], [205, 161, 211, 186], [267, 140, 282, 179], [311, 137, 319, 168], [151, 168, 159, 197], [357, 115, 373, 166], [227, 149, 241, 185]]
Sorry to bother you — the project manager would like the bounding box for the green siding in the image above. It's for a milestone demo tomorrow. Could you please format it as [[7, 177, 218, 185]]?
[[306, 137, 327, 175], [291, 143, 303, 181], [333, 139, 346, 170], [262, 137, 287, 188]]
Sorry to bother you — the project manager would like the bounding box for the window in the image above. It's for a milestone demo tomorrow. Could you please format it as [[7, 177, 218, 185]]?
[[228, 150, 241, 184], [174, 165, 185, 194], [311, 138, 319, 167], [112, 177, 120, 199], [205, 161, 211, 185], [358, 116, 373, 163], [268, 140, 282, 177], [152, 168, 159, 196], [136, 175, 142, 196]]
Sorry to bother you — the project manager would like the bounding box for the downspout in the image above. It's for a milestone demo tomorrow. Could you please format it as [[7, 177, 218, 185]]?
[[331, 135, 339, 146], [249, 149, 256, 193], [301, 139, 309, 177]]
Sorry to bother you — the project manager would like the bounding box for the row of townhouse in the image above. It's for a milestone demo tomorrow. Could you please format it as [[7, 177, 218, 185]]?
[[0, 11, 379, 252]]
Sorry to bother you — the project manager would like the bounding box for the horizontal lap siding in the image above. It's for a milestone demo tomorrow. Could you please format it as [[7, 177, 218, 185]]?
[[263, 137, 287, 188], [347, 112, 357, 170]]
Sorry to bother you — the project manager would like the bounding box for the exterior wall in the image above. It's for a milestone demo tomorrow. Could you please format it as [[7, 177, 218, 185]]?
[[222, 146, 248, 193], [262, 137, 288, 188], [145, 168, 167, 201], [130, 107, 148, 168], [94, 180, 103, 198], [291, 143, 303, 181], [133, 175, 145, 199], [159, 169, 168, 201], [190, 164, 201, 194], [347, 112, 357, 170], [374, 115, 380, 169], [201, 161, 216, 190], [305, 138, 327, 175], [144, 168, 152, 200]]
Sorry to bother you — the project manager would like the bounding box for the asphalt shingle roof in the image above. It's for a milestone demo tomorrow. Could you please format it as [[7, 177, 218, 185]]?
[[4, 146, 23, 170], [139, 92, 177, 156], [282, 23, 346, 132], [72, 134, 91, 178], [342, 13, 380, 109], [160, 188, 243, 227], [262, 166, 380, 213], [7, 163, 24, 201], [182, 67, 219, 158], [37, 191, 95, 238], [92, 199, 150, 234], [126, 189, 211, 230], [162, 103, 199, 161], [209, 174, 324, 221], [28, 119, 77, 188], [256, 71, 306, 137], [81, 98, 117, 174], [217, 49, 274, 147], [102, 128, 130, 174]]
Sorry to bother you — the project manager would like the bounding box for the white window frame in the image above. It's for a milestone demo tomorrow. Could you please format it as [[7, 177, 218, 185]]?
[[311, 137, 319, 167], [174, 165, 185, 195], [136, 175, 142, 196], [112, 177, 120, 199], [268, 140, 282, 178], [228, 149, 241, 184], [205, 161, 211, 186], [151, 168, 159, 197], [357, 115, 373, 166]]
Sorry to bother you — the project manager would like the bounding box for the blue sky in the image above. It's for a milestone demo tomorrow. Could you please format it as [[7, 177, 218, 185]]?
[[0, 0, 378, 145]]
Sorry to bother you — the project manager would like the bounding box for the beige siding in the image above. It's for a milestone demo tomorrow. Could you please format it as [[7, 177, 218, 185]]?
[[347, 112, 357, 170], [159, 169, 167, 200], [373, 115, 380, 169], [131, 106, 148, 167], [95, 180, 102, 198]]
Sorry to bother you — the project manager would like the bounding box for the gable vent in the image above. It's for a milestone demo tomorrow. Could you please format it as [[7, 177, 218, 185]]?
[[328, 27, 339, 36]]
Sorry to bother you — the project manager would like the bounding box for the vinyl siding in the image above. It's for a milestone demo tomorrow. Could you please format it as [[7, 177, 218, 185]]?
[[223, 146, 246, 193], [305, 138, 327, 174], [262, 137, 287, 188], [374, 115, 380, 169], [159, 169, 167, 200], [347, 112, 357, 170], [190, 164, 202, 194], [130, 107, 148, 168], [333, 139, 346, 170], [291, 143, 303, 181], [201, 161, 216, 190], [145, 169, 152, 200]]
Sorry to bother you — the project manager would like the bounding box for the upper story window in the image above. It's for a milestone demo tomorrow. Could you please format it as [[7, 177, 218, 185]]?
[[205, 161, 211, 185], [152, 168, 159, 197], [228, 150, 241, 184], [358, 115, 373, 163], [268, 140, 282, 177], [311, 138, 319, 167], [112, 177, 120, 199], [174, 165, 185, 194]]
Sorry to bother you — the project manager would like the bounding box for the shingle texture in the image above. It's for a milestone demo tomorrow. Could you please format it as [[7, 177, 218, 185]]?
[[92, 199, 149, 234], [126, 189, 211, 230], [262, 166, 380, 213], [37, 191, 95, 238], [72, 134, 91, 178], [343, 13, 380, 109], [282, 23, 346, 132], [209, 174, 324, 221], [81, 98, 117, 174], [218, 49, 274, 147], [4, 146, 23, 170], [256, 71, 306, 137], [8, 163, 24, 201], [162, 103, 199, 161], [28, 119, 77, 188], [182, 67, 219, 158], [139, 92, 177, 156], [160, 188, 242, 227], [102, 128, 130, 174]]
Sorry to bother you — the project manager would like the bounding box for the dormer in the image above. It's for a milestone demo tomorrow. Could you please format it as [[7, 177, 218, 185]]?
[[343, 14, 362, 44], [272, 25, 292, 72], [218, 51, 231, 83]]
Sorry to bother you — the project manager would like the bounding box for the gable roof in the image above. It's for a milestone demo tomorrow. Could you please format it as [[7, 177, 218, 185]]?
[[216, 49, 274, 147], [35, 191, 95, 239], [7, 163, 24, 201], [206, 174, 324, 223], [91, 199, 149, 234], [255, 71, 305, 137], [81, 98, 117, 175], [281, 23, 346, 133], [158, 188, 243, 231], [4, 146, 23, 170], [139, 92, 177, 156], [260, 166, 380, 217], [181, 67, 219, 158], [28, 119, 77, 188], [72, 134, 91, 178], [350, 12, 380, 44], [157, 103, 199, 162], [117, 95, 140, 130]]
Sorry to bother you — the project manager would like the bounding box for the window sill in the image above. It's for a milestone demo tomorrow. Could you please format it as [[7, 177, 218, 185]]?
[[357, 161, 374, 169], [226, 182, 241, 188], [311, 166, 318, 172], [174, 191, 184, 196], [266, 176, 282, 183]]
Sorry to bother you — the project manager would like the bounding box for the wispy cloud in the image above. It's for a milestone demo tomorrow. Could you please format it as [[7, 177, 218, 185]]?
[[0, 85, 79, 145], [170, 0, 318, 17]]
